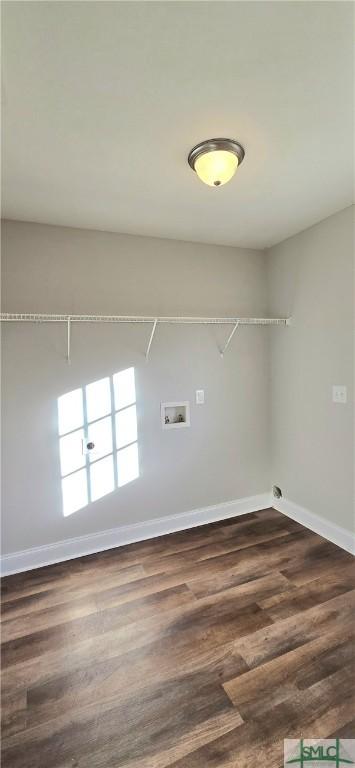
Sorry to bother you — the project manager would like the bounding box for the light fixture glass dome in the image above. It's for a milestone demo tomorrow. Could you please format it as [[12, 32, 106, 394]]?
[[188, 138, 245, 187], [194, 150, 239, 187]]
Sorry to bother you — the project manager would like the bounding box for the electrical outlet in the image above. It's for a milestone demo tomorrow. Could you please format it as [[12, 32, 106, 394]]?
[[332, 385, 347, 404], [196, 389, 204, 405]]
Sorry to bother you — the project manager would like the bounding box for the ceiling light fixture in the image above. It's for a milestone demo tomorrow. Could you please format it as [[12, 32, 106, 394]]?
[[188, 138, 245, 187]]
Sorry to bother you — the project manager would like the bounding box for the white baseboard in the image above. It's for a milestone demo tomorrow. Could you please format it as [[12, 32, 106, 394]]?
[[1, 493, 271, 576], [273, 496, 355, 556], [2, 492, 353, 576]]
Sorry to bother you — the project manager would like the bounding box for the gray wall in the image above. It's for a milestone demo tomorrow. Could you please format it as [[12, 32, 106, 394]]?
[[267, 206, 354, 533], [1, 220, 270, 553], [2, 209, 353, 557]]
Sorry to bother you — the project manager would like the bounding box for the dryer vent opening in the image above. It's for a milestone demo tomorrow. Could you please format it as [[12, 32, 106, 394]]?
[[273, 485, 282, 499]]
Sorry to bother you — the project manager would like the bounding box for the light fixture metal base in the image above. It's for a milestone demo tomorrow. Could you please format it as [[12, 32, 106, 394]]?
[[188, 138, 245, 170]]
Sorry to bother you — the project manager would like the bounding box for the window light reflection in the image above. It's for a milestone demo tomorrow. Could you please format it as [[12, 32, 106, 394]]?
[[57, 368, 139, 516]]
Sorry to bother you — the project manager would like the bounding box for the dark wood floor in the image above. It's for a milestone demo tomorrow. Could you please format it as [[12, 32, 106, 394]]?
[[1, 508, 354, 768]]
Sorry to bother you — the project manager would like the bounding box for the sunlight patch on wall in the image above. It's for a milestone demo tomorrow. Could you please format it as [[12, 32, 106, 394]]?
[[57, 368, 139, 517]]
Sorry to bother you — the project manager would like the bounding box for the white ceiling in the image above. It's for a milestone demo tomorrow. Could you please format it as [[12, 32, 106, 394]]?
[[2, 1, 353, 249]]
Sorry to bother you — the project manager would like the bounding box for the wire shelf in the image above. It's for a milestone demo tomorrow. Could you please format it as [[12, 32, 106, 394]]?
[[0, 313, 289, 325]]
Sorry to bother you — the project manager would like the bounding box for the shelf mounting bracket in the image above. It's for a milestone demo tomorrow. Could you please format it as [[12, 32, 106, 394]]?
[[145, 318, 158, 361], [220, 320, 240, 358], [67, 317, 71, 364]]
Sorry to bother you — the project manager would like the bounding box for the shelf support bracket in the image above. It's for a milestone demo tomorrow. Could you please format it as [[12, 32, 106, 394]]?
[[220, 320, 240, 358], [146, 318, 158, 361], [67, 317, 71, 364]]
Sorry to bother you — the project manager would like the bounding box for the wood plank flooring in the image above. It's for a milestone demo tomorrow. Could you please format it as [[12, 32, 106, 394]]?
[[1, 508, 354, 767]]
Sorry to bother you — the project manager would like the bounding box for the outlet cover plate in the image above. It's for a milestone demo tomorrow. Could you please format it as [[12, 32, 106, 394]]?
[[332, 385, 347, 404]]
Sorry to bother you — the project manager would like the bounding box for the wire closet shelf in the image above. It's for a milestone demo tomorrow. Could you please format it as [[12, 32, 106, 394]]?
[[0, 313, 290, 362], [0, 313, 289, 325]]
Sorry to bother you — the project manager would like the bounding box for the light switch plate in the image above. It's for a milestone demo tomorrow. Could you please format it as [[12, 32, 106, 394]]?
[[196, 389, 204, 405], [332, 385, 347, 404]]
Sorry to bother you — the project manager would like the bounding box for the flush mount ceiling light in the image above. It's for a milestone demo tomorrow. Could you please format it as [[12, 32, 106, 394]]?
[[188, 138, 245, 187]]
